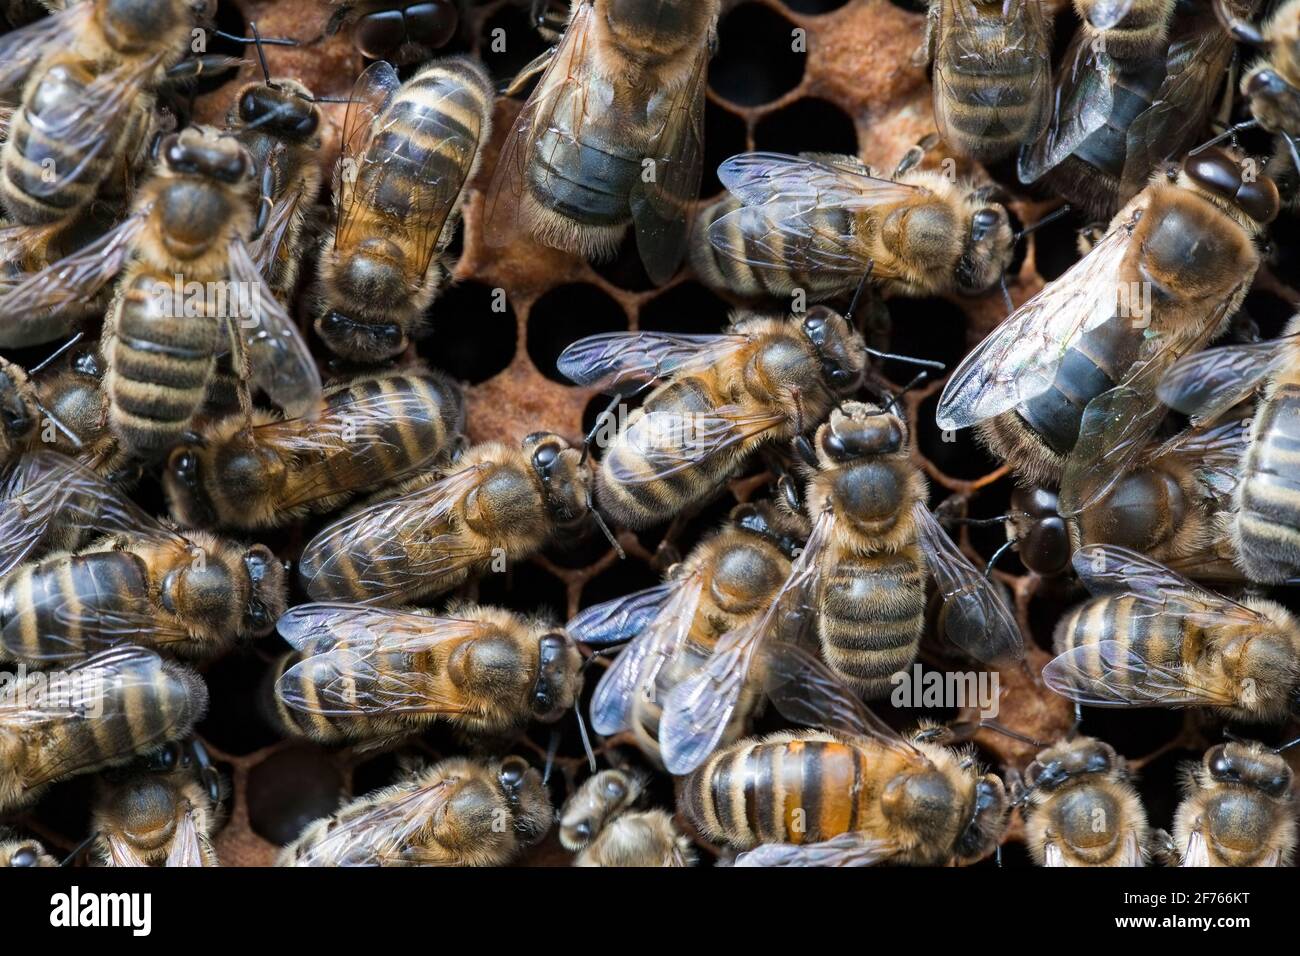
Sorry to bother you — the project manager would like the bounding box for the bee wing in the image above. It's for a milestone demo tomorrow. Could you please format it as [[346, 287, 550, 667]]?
[[1071, 544, 1261, 615], [1146, 413, 1252, 499], [482, 0, 596, 248], [163, 807, 208, 867], [1116, 829, 1144, 867], [627, 41, 709, 284], [935, 213, 1136, 430], [556, 331, 750, 396], [913, 504, 1024, 665], [932, 0, 1051, 153], [0, 3, 89, 102], [297, 463, 491, 605], [607, 405, 788, 485], [715, 153, 915, 207], [103, 832, 150, 868], [1179, 825, 1210, 867], [733, 832, 900, 868], [1018, 35, 1116, 184], [226, 238, 322, 421], [659, 510, 832, 775], [333, 59, 401, 248], [297, 777, 455, 867], [249, 174, 309, 281], [1043, 639, 1240, 708], [588, 572, 704, 736], [567, 581, 676, 647], [1041, 840, 1067, 867], [0, 212, 146, 345], [1157, 339, 1288, 423]]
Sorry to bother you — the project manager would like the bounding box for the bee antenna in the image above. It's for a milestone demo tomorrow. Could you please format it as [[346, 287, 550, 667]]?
[[978, 719, 1047, 749], [28, 331, 85, 375], [983, 537, 1016, 581], [999, 271, 1014, 316], [1012, 204, 1071, 244], [843, 262, 876, 331], [1213, 0, 1268, 46], [588, 493, 625, 559], [542, 726, 561, 785], [1188, 119, 1260, 157], [1282, 132, 1300, 178], [1273, 735, 1300, 754], [250, 22, 274, 87], [575, 704, 597, 774], [61, 831, 98, 867], [862, 346, 945, 372], [213, 29, 299, 47], [1222, 727, 1248, 744], [35, 402, 82, 449]]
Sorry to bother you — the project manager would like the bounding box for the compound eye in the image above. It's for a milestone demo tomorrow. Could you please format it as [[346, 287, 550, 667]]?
[[239, 89, 261, 121], [295, 109, 320, 137], [971, 208, 1001, 240], [603, 776, 627, 800], [163, 136, 197, 174], [1237, 176, 1280, 225], [1207, 744, 1234, 780], [498, 757, 529, 792], [802, 312, 828, 346], [532, 442, 560, 473], [10, 847, 38, 867]]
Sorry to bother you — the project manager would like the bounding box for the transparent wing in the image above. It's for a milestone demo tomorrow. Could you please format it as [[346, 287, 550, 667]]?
[[1018, 35, 1116, 184], [164, 808, 208, 867], [1086, 0, 1136, 29], [1116, 829, 1144, 867], [567, 582, 675, 647], [716, 152, 917, 208], [936, 214, 1136, 430], [913, 504, 1024, 664], [103, 832, 149, 868], [1157, 339, 1287, 422], [1042, 639, 1239, 708], [556, 331, 750, 396], [249, 174, 308, 281], [706, 201, 881, 277], [658, 510, 832, 775], [296, 778, 454, 867], [0, 3, 89, 103], [1146, 413, 1252, 499], [734, 832, 899, 867], [1179, 826, 1210, 867], [608, 406, 787, 484], [333, 59, 401, 246]]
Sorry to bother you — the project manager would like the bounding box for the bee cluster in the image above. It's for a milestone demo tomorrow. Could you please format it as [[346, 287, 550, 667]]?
[[1, 0, 1299, 869]]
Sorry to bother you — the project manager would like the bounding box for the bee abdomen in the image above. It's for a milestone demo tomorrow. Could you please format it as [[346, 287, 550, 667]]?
[[1237, 387, 1300, 583], [1054, 595, 1190, 673], [820, 559, 924, 698], [939, 23, 1043, 151]]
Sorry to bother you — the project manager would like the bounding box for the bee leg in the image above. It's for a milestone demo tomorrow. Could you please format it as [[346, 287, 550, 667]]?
[[581, 394, 624, 465], [542, 726, 561, 785], [252, 158, 278, 241], [910, 1, 939, 70], [164, 56, 246, 83], [983, 537, 1016, 581], [893, 134, 941, 179], [792, 434, 817, 468], [777, 474, 803, 514], [1212, 0, 1267, 47]]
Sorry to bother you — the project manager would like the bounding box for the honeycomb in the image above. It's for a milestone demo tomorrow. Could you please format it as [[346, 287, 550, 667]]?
[[5, 0, 1300, 867]]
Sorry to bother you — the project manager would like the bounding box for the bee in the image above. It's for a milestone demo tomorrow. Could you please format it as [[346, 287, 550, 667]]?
[[570, 501, 804, 768], [939, 148, 1278, 512], [0, 455, 287, 665], [0, 646, 208, 813], [484, 0, 716, 285], [557, 307, 867, 530], [90, 739, 224, 867], [682, 665, 1009, 866], [163, 368, 464, 531], [298, 432, 603, 606], [558, 769, 695, 867], [1019, 0, 1251, 218], [1213, 0, 1300, 179], [696, 150, 1014, 303], [1171, 739, 1296, 866], [914, 0, 1052, 163], [314, 57, 493, 363], [1157, 317, 1300, 585], [278, 754, 553, 866], [0, 829, 58, 867], [0, 126, 323, 459], [1044, 545, 1300, 723], [271, 602, 582, 748], [324, 1, 461, 65], [1018, 735, 1153, 866]]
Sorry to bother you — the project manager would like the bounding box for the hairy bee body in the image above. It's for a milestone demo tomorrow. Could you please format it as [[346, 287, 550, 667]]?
[[278, 755, 552, 866], [164, 369, 464, 530], [0, 829, 57, 866], [1076, 0, 1176, 61], [1173, 741, 1296, 866], [92, 768, 220, 867], [559, 770, 695, 867], [1239, 0, 1300, 154]]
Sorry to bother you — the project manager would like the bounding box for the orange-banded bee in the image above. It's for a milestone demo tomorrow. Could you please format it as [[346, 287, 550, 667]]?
[[682, 654, 1008, 866], [0, 646, 208, 813], [695, 150, 1014, 304], [914, 0, 1052, 163], [484, 0, 717, 285], [271, 602, 582, 748], [571, 501, 804, 768], [1157, 318, 1300, 585], [1172, 738, 1297, 866], [298, 432, 605, 607], [558, 769, 695, 867], [314, 57, 493, 363], [91, 739, 224, 867], [0, 453, 287, 665], [278, 755, 553, 866], [558, 307, 867, 531], [939, 148, 1278, 513], [325, 1, 461, 65], [1044, 545, 1300, 723], [163, 368, 464, 531], [0, 126, 324, 457], [1020, 0, 1256, 218], [653, 404, 1022, 776], [1018, 735, 1153, 866], [0, 829, 57, 866]]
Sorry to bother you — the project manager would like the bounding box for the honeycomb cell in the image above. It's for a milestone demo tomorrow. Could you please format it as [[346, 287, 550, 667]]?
[[527, 283, 629, 384], [247, 746, 346, 845], [639, 281, 734, 334], [478, 2, 553, 85], [709, 3, 806, 106], [196, 651, 283, 757], [700, 97, 749, 197], [591, 231, 656, 293], [784, 0, 853, 12], [754, 97, 858, 156], [422, 280, 518, 382]]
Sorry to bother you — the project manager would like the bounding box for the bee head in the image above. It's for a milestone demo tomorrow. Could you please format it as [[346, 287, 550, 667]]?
[[159, 129, 254, 185], [956, 202, 1014, 296], [952, 773, 1009, 865], [495, 757, 552, 846], [100, 0, 208, 53], [559, 769, 643, 851], [0, 362, 35, 449], [165, 432, 287, 529], [1025, 738, 1117, 792], [1008, 486, 1071, 576], [353, 3, 460, 61], [234, 80, 321, 141], [800, 307, 867, 396], [530, 630, 583, 723], [104, 775, 181, 852], [316, 311, 408, 363], [241, 544, 288, 637], [524, 432, 589, 525], [1183, 148, 1280, 225], [1205, 742, 1293, 798], [816, 402, 905, 464]]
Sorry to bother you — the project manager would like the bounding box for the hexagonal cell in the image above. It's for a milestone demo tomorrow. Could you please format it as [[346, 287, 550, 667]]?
[[591, 231, 656, 293], [477, 2, 554, 85], [754, 97, 858, 156], [709, 3, 806, 106], [422, 280, 518, 383], [639, 281, 734, 334], [526, 283, 629, 384], [916, 390, 1006, 482], [474, 555, 570, 617], [1030, 206, 1087, 281], [195, 650, 284, 756], [247, 746, 346, 846]]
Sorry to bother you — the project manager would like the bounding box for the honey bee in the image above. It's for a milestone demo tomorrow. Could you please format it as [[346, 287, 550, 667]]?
[[0, 456, 287, 665], [1157, 317, 1300, 585], [696, 150, 1014, 303], [0, 829, 57, 866], [484, 0, 716, 284], [1171, 739, 1296, 866], [1019, 0, 1252, 217], [939, 148, 1278, 512], [298, 432, 603, 606], [570, 501, 804, 768], [0, 646, 208, 813], [557, 307, 867, 530], [0, 126, 323, 459], [558, 769, 695, 867], [1044, 545, 1300, 723], [1018, 735, 1153, 866], [314, 56, 493, 363], [914, 0, 1052, 163], [163, 368, 464, 531], [682, 665, 1008, 866], [278, 754, 553, 866], [91, 739, 224, 867], [324, 0, 461, 65], [272, 602, 582, 748]]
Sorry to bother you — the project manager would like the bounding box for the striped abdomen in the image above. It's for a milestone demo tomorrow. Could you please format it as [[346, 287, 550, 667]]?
[[108, 273, 222, 457], [273, 646, 422, 744], [1053, 594, 1199, 678], [1236, 384, 1300, 583], [819, 550, 925, 699], [682, 732, 869, 849]]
